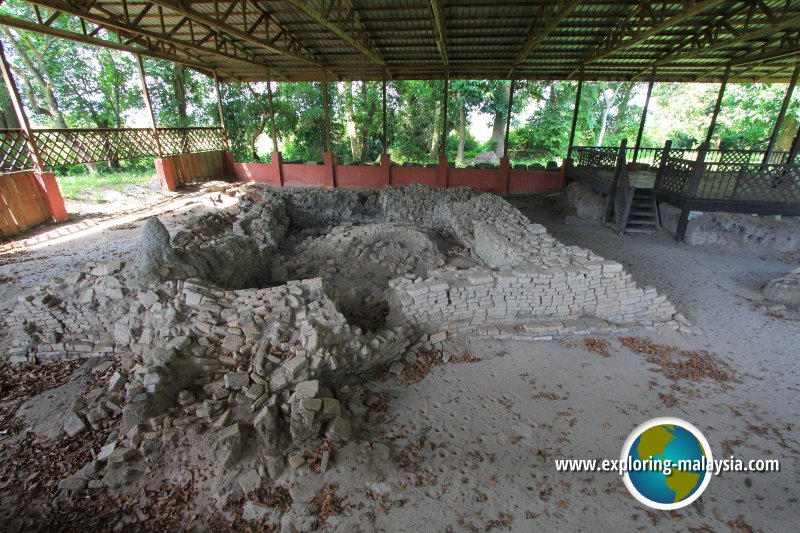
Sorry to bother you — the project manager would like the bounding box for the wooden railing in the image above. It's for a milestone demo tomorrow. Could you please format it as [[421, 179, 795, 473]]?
[[0, 126, 226, 172]]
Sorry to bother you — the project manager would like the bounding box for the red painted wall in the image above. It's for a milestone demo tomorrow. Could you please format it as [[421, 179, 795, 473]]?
[[231, 161, 279, 186], [335, 164, 385, 188], [193, 151, 565, 196], [282, 163, 329, 187], [448, 168, 501, 193], [389, 166, 438, 187], [508, 170, 565, 194]]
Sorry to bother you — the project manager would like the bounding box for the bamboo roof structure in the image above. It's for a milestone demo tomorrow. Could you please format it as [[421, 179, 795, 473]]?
[[1, 1, 800, 83]]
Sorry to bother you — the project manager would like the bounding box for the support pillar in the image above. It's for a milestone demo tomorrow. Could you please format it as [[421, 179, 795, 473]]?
[[267, 70, 279, 154], [503, 79, 516, 161], [676, 142, 709, 242], [498, 156, 510, 196], [322, 75, 331, 154], [705, 66, 730, 147], [136, 54, 162, 158], [0, 42, 66, 222], [213, 70, 229, 150], [787, 122, 800, 166], [271, 151, 283, 186], [437, 154, 449, 188], [567, 79, 583, 161], [633, 69, 655, 162], [440, 77, 449, 157], [322, 151, 336, 188], [380, 152, 391, 186], [382, 79, 388, 153], [763, 65, 800, 165]]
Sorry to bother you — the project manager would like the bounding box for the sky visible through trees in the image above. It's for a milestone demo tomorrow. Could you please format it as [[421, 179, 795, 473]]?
[[1, 0, 798, 173]]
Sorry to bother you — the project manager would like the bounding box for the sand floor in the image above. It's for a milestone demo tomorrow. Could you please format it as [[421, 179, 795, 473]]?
[[1, 188, 798, 531]]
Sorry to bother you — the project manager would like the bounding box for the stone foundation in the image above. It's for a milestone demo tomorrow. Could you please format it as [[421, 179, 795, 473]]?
[[2, 184, 680, 501], [660, 204, 800, 252]]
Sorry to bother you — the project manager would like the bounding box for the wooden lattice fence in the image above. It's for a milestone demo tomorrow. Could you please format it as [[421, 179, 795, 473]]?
[[0, 127, 226, 172]]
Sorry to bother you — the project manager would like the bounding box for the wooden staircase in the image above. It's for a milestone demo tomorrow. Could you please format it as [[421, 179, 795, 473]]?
[[606, 186, 660, 235], [622, 188, 660, 234]]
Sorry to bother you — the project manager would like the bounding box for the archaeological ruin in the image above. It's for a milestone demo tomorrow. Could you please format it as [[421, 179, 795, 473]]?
[[2, 1, 800, 531], [3, 185, 682, 502]]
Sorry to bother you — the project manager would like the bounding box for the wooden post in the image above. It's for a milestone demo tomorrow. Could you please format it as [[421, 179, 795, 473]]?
[[440, 77, 449, 156], [503, 79, 516, 160], [654, 139, 672, 189], [0, 42, 67, 222], [763, 65, 800, 166], [603, 138, 627, 225], [322, 74, 331, 154], [212, 70, 229, 150], [788, 123, 800, 166], [0, 42, 45, 170], [567, 79, 583, 160], [136, 54, 162, 157], [382, 79, 387, 152], [676, 142, 709, 241], [705, 66, 730, 146], [633, 69, 655, 162], [266, 70, 279, 154]]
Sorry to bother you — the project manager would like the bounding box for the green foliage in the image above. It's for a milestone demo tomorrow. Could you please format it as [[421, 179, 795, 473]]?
[[55, 160, 155, 200]]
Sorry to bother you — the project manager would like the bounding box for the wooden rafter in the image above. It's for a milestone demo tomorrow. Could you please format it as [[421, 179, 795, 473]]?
[[283, 0, 386, 69], [508, 0, 580, 77], [428, 0, 448, 68], [650, 15, 800, 69], [579, 0, 728, 67], [144, 0, 323, 67], [0, 13, 216, 76], [24, 0, 286, 77], [1, 0, 800, 82]]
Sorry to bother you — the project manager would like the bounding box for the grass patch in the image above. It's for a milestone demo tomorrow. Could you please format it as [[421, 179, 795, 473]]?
[[56, 169, 155, 201]]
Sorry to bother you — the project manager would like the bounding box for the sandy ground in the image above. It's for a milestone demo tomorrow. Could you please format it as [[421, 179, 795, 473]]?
[[0, 181, 242, 309], [1, 188, 799, 531]]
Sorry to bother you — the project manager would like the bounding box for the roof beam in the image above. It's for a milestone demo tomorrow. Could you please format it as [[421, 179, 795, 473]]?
[[508, 0, 580, 77], [580, 0, 727, 67], [650, 15, 800, 68], [428, 0, 448, 68], [145, 0, 323, 66], [0, 13, 216, 76], [24, 0, 288, 76], [729, 45, 800, 67], [283, 0, 387, 70]]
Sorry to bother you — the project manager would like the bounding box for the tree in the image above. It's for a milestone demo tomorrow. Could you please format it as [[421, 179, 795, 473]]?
[[0, 26, 67, 128], [449, 80, 483, 166]]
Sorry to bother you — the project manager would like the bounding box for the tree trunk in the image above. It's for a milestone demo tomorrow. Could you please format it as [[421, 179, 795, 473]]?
[[428, 98, 442, 159], [614, 82, 632, 136], [456, 102, 466, 167], [491, 84, 511, 157], [174, 64, 187, 125], [251, 115, 268, 162], [343, 82, 361, 160], [0, 87, 20, 128], [2, 28, 67, 128], [596, 89, 613, 147], [244, 83, 270, 162], [359, 83, 371, 162]]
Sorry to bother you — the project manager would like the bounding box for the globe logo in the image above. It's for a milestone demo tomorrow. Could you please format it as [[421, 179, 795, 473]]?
[[621, 417, 713, 510]]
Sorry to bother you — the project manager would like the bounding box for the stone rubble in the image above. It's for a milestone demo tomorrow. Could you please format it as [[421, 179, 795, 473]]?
[[763, 267, 800, 308], [2, 183, 683, 516]]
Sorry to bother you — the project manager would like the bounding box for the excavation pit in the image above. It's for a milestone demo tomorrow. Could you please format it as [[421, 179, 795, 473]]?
[[3, 184, 680, 517]]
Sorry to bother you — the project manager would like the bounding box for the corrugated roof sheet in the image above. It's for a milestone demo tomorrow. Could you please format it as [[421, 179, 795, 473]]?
[[2, 0, 799, 82]]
